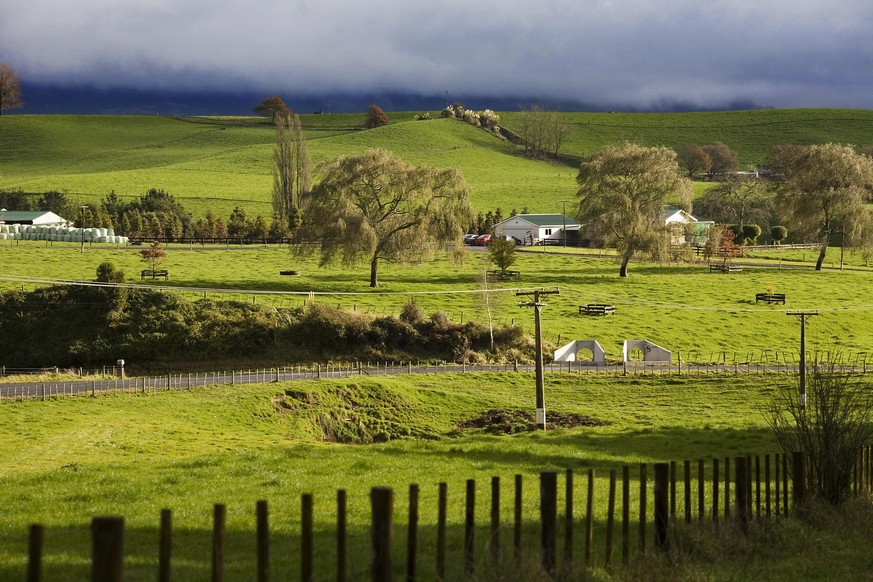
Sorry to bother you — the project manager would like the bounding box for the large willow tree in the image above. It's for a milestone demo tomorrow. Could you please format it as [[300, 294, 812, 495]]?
[[776, 143, 873, 270], [576, 143, 691, 277], [294, 149, 475, 287]]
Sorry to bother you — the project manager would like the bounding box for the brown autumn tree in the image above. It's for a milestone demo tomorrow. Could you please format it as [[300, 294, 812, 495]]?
[[702, 141, 739, 180], [675, 143, 712, 179], [0, 63, 23, 115], [365, 104, 389, 129], [253, 97, 291, 121]]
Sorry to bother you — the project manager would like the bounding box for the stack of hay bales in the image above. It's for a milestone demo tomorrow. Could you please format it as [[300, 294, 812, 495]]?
[[0, 224, 129, 244]]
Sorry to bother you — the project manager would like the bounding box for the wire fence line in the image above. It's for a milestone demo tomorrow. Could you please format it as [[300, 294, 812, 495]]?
[[2, 356, 871, 402]]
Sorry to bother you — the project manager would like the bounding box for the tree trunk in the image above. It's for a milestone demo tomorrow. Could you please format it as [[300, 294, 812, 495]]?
[[815, 240, 829, 271], [370, 254, 379, 287], [619, 253, 631, 278]]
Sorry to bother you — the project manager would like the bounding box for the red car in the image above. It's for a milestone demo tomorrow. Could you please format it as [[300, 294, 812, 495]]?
[[475, 234, 492, 246]]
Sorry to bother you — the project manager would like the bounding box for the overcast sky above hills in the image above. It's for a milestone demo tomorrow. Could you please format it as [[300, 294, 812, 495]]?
[[3, 0, 873, 113]]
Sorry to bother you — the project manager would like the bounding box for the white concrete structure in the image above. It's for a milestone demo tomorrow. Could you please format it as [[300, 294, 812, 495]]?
[[553, 340, 606, 364], [622, 340, 672, 363]]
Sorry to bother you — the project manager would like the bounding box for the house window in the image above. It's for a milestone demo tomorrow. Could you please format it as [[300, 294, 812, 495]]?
[[544, 228, 552, 236]]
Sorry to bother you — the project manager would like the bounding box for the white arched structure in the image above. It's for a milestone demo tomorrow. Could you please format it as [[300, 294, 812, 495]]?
[[622, 340, 671, 363], [553, 340, 606, 364]]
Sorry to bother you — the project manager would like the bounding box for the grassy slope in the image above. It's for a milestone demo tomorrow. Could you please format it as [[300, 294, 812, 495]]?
[[2, 373, 871, 581], [0, 373, 782, 581], [3, 109, 873, 219], [2, 243, 873, 364]]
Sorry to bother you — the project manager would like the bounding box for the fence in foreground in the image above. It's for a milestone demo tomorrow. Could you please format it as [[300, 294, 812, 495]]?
[[20, 449, 873, 581]]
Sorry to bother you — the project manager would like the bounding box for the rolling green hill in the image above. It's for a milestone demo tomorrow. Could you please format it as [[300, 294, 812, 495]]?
[[2, 109, 873, 220]]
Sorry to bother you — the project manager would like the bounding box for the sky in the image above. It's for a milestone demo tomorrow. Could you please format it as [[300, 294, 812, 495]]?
[[2, 0, 873, 112]]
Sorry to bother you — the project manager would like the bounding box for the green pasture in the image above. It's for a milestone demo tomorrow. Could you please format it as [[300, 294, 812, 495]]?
[[2, 241, 873, 363], [0, 372, 818, 581], [3, 109, 873, 220], [3, 372, 872, 580]]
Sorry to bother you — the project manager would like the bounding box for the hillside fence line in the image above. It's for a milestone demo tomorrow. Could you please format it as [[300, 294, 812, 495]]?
[[19, 448, 873, 581], [1, 353, 871, 401]]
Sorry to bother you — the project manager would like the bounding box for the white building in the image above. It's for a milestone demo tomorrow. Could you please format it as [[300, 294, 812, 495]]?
[[493, 214, 580, 245]]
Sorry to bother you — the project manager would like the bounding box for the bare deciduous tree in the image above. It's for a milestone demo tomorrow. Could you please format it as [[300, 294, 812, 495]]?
[[516, 105, 570, 159], [764, 363, 873, 505]]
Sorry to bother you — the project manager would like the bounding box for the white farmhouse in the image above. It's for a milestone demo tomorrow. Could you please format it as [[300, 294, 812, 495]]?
[[663, 205, 713, 245], [493, 214, 580, 246]]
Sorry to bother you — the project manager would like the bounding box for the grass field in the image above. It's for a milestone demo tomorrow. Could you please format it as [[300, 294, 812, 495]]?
[[3, 109, 873, 220], [2, 241, 873, 365], [1, 372, 871, 580]]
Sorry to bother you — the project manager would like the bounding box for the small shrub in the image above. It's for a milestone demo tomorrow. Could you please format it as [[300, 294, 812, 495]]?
[[95, 261, 125, 283]]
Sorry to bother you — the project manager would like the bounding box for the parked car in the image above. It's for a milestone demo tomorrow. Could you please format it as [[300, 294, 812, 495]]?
[[475, 234, 492, 246], [463, 233, 479, 245]]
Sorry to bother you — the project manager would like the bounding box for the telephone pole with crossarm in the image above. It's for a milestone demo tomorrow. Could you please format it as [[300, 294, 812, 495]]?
[[517, 287, 560, 430]]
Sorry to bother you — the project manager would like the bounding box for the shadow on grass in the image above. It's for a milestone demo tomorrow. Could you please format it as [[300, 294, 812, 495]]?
[[1, 514, 666, 582]]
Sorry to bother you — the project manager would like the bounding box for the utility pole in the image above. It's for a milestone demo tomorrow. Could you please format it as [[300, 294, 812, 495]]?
[[517, 287, 560, 429], [787, 310, 819, 410], [558, 200, 571, 247], [80, 205, 88, 254]]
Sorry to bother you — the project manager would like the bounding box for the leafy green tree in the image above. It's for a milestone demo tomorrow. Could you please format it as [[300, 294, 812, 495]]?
[[770, 225, 788, 244], [488, 237, 517, 274], [0, 63, 22, 115], [250, 215, 268, 240], [294, 149, 474, 287], [95, 261, 125, 283], [228, 206, 250, 240], [776, 143, 873, 270], [576, 143, 691, 277], [692, 174, 772, 237], [36, 191, 74, 220]]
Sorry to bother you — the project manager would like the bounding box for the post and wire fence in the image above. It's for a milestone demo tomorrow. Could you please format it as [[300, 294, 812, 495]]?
[[20, 448, 873, 581]]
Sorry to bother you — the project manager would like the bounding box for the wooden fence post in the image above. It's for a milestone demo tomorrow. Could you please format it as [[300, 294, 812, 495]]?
[[585, 469, 594, 568], [735, 457, 749, 534], [697, 460, 705, 522], [408, 484, 419, 582], [639, 464, 647, 555], [302, 494, 313, 582], [27, 524, 43, 582], [465, 479, 475, 576], [514, 475, 523, 563], [712, 459, 720, 525], [337, 490, 347, 582], [605, 469, 616, 568], [159, 509, 171, 582], [437, 483, 447, 581], [91, 516, 124, 582], [212, 504, 225, 582], [370, 487, 394, 582], [540, 472, 558, 576], [622, 466, 629, 565], [256, 500, 269, 582], [683, 460, 692, 524], [564, 469, 573, 565], [653, 463, 669, 551], [491, 476, 500, 570], [792, 451, 806, 508]]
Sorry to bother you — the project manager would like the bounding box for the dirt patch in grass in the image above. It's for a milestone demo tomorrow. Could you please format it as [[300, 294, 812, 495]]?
[[457, 409, 611, 434]]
